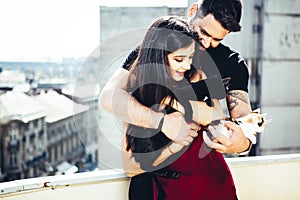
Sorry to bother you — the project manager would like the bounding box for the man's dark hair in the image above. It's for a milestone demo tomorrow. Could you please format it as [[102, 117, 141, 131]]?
[[194, 0, 242, 32]]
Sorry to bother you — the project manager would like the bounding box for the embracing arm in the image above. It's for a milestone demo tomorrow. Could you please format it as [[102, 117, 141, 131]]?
[[99, 68, 200, 145], [170, 98, 225, 126], [99, 68, 163, 129], [190, 99, 225, 125]]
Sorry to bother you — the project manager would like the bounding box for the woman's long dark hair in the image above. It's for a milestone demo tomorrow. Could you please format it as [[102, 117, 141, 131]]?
[[125, 16, 198, 170]]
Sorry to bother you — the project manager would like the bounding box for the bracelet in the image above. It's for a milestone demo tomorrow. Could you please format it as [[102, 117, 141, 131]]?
[[157, 113, 166, 131], [167, 145, 175, 154]]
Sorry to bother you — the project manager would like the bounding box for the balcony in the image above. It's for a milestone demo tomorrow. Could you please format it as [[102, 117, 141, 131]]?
[[0, 154, 300, 200]]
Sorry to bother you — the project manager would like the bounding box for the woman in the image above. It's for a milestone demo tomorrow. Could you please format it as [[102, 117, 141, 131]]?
[[123, 16, 236, 200]]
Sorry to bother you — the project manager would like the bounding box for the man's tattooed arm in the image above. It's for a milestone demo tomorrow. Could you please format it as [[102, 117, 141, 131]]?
[[226, 90, 250, 112]]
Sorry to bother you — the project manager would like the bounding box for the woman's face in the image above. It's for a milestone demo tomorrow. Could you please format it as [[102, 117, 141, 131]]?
[[167, 41, 195, 81]]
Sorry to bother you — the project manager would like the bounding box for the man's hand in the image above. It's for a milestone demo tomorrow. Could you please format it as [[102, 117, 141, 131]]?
[[203, 121, 250, 154], [161, 112, 200, 146]]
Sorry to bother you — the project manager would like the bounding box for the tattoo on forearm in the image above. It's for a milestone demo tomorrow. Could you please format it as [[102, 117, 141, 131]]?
[[226, 91, 249, 111], [227, 98, 238, 112]]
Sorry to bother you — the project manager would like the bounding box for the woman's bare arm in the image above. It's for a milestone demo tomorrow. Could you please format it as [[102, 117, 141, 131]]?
[[121, 132, 145, 177], [121, 129, 184, 177]]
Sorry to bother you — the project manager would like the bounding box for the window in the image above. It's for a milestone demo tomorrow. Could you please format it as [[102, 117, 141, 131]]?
[[9, 123, 19, 142], [10, 152, 18, 166]]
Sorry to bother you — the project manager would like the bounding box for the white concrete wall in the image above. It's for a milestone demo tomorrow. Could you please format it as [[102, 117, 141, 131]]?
[[259, 0, 300, 155], [216, 0, 300, 155], [100, 7, 169, 43], [1, 154, 300, 200], [222, 0, 258, 58]]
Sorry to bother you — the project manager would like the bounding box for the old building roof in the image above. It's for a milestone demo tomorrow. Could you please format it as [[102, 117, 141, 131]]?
[[33, 90, 88, 123], [0, 91, 45, 123]]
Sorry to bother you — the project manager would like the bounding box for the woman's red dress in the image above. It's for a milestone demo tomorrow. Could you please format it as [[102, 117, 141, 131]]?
[[157, 133, 237, 200]]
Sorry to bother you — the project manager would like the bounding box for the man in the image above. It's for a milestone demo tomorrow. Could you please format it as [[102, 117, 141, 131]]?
[[99, 0, 254, 156]]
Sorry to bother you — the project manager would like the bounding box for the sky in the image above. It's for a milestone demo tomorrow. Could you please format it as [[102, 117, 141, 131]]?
[[0, 0, 100, 62], [0, 0, 188, 62]]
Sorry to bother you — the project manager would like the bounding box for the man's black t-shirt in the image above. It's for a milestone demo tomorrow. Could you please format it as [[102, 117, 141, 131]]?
[[200, 43, 249, 92]]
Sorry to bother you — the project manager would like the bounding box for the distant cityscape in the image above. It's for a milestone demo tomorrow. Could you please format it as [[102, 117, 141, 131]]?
[[0, 58, 100, 182], [0, 58, 83, 82]]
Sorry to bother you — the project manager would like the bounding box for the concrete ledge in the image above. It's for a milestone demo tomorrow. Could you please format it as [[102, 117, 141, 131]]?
[[1, 153, 300, 199]]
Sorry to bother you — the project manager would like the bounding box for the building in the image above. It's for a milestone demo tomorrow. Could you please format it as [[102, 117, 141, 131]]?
[[32, 90, 89, 175], [0, 90, 90, 181], [0, 92, 46, 181], [62, 84, 100, 171]]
